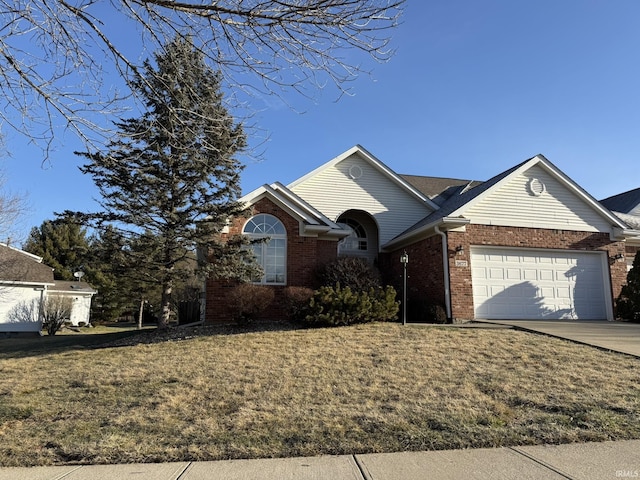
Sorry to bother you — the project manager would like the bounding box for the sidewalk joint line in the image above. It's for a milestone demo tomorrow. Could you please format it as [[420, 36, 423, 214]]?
[[509, 447, 574, 479], [54, 465, 84, 479], [352, 454, 372, 480], [175, 461, 193, 479]]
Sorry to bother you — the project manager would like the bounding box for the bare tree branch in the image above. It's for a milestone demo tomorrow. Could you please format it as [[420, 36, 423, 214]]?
[[0, 0, 404, 158]]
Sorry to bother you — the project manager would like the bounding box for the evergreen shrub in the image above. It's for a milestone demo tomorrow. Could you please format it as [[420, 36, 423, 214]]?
[[303, 284, 398, 327], [617, 251, 640, 322]]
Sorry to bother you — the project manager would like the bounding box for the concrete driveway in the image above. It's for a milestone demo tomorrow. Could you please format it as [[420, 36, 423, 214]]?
[[480, 320, 640, 357]]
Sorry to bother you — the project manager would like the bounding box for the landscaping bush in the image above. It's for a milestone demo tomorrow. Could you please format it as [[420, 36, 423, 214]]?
[[227, 283, 275, 323], [427, 304, 448, 324], [316, 257, 382, 291], [617, 251, 640, 322], [406, 298, 449, 323], [42, 296, 73, 335], [303, 284, 398, 327], [282, 286, 314, 321]]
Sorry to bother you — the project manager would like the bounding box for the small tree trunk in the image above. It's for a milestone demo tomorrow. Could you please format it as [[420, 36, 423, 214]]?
[[137, 298, 144, 330], [158, 283, 172, 329]]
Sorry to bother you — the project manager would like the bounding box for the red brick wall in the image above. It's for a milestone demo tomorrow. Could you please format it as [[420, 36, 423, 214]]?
[[205, 198, 338, 323], [447, 225, 627, 320], [384, 236, 446, 320]]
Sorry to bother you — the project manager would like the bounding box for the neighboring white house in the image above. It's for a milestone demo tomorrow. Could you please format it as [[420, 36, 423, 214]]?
[[0, 243, 55, 334], [0, 243, 98, 334], [48, 281, 98, 327]]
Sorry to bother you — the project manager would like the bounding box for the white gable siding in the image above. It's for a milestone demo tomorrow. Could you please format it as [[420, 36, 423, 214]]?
[[464, 165, 612, 232], [290, 153, 433, 246]]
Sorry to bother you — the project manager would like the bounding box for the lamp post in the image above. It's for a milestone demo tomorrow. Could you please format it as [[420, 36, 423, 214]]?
[[400, 251, 409, 325]]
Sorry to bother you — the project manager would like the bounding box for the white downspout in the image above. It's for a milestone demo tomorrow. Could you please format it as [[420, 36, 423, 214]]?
[[434, 225, 452, 321]]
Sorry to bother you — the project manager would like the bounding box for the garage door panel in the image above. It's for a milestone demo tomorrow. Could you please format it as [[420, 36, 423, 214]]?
[[489, 285, 505, 296], [471, 247, 609, 320], [539, 269, 554, 281], [556, 286, 571, 299], [506, 269, 522, 280], [489, 268, 505, 280], [538, 286, 554, 298]]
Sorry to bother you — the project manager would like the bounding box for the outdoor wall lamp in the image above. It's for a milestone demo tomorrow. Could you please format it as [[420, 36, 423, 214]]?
[[400, 251, 408, 325], [455, 245, 464, 255], [612, 253, 625, 261]]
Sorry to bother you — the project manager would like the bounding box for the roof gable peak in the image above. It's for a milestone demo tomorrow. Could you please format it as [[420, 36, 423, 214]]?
[[287, 145, 440, 210]]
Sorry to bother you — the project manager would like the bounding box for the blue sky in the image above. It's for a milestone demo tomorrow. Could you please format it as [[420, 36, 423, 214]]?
[[3, 0, 640, 243]]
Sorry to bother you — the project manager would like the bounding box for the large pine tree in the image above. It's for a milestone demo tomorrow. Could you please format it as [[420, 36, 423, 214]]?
[[68, 36, 252, 329], [23, 219, 89, 281]]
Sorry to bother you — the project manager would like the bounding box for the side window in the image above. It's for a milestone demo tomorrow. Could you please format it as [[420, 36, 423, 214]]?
[[243, 214, 287, 285]]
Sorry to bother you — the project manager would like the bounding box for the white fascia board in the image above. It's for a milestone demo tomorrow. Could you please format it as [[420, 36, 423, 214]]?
[[262, 184, 321, 225], [240, 184, 320, 226], [617, 228, 640, 245], [270, 182, 341, 229], [0, 242, 44, 263], [50, 290, 97, 297], [49, 285, 98, 295], [383, 217, 470, 251], [286, 145, 440, 211], [238, 184, 272, 205], [303, 224, 351, 240], [0, 280, 55, 287]]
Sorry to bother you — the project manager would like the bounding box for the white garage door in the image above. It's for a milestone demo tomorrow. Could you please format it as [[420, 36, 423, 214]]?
[[471, 247, 611, 320]]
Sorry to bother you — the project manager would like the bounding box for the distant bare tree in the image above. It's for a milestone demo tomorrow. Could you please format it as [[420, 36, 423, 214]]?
[[0, 1, 404, 157], [0, 170, 27, 244]]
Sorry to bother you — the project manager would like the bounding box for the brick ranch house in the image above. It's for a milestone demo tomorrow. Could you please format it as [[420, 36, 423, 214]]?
[[204, 145, 640, 323]]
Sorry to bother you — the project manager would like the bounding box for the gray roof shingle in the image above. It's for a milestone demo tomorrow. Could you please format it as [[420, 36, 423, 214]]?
[[0, 244, 54, 284], [600, 188, 640, 215], [389, 160, 530, 244]]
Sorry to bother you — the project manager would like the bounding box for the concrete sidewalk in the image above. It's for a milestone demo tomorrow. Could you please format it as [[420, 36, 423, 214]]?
[[2, 440, 639, 480]]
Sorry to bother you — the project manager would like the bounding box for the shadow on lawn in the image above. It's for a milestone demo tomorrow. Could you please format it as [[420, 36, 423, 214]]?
[[90, 320, 306, 350], [1, 321, 328, 358], [0, 327, 150, 359]]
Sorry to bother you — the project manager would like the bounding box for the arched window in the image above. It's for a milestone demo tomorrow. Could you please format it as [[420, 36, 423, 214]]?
[[243, 214, 286, 284], [337, 219, 368, 255]]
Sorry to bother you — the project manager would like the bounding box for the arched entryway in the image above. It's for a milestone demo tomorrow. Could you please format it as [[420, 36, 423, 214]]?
[[336, 210, 379, 264]]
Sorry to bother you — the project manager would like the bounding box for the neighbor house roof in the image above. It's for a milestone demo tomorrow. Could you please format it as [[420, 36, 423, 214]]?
[[0, 243, 55, 285], [600, 187, 640, 215], [48, 281, 97, 295], [399, 175, 483, 206]]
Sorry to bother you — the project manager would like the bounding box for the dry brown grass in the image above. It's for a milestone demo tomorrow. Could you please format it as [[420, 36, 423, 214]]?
[[1, 322, 639, 466]]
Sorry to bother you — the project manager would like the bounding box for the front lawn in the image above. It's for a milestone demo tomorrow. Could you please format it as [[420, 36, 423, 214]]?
[[0, 322, 639, 466]]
